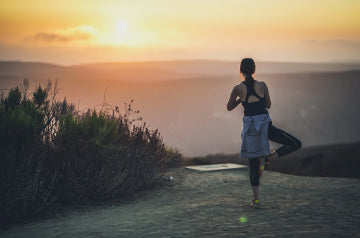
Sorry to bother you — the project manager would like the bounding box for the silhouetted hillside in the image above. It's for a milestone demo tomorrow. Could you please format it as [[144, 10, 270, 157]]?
[[263, 142, 360, 178], [0, 61, 64, 76], [185, 142, 360, 178], [2, 60, 360, 79], [74, 60, 360, 75]]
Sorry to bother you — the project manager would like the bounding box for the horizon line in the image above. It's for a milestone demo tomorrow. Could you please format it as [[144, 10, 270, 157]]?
[[1, 58, 360, 67]]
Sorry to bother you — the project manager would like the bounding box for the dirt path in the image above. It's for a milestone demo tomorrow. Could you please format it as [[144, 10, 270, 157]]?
[[1, 167, 360, 237]]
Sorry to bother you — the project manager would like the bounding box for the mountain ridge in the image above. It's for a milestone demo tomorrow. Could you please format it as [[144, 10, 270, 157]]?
[[2, 60, 360, 77]]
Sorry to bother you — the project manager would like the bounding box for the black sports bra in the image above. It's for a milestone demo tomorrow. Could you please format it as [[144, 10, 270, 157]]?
[[241, 82, 268, 116]]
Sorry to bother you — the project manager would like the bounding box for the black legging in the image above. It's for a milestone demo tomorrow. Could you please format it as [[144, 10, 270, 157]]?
[[248, 121, 301, 186]]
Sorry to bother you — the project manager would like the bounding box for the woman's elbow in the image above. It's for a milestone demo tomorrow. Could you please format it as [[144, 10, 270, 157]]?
[[266, 100, 271, 109], [227, 102, 234, 111]]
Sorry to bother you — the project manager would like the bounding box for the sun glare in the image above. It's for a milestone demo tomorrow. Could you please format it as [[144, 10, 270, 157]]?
[[115, 20, 128, 36], [95, 19, 157, 47], [109, 20, 133, 45]]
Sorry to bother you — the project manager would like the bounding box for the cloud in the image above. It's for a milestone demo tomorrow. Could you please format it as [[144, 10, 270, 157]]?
[[32, 25, 97, 43]]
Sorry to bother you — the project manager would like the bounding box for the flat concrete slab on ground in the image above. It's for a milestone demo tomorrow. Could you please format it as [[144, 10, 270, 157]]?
[[185, 163, 247, 172]]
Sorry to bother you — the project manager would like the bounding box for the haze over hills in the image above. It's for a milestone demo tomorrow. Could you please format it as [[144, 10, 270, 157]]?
[[2, 60, 360, 79], [1, 60, 360, 156]]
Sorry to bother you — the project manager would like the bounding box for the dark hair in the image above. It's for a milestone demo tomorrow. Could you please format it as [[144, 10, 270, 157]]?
[[240, 58, 256, 86]]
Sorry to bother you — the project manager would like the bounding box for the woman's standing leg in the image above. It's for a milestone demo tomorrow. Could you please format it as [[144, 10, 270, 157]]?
[[267, 121, 302, 160], [248, 158, 260, 201]]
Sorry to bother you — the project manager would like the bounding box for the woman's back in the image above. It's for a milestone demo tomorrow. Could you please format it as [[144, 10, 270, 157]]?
[[242, 81, 264, 101], [240, 81, 269, 116]]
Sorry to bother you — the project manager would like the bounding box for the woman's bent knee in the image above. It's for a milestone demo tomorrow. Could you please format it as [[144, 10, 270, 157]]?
[[293, 138, 302, 151]]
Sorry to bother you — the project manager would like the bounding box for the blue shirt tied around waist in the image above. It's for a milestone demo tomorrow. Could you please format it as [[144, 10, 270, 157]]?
[[240, 114, 271, 159]]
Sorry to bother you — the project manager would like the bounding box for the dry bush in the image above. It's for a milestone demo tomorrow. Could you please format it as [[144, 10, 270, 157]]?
[[0, 80, 180, 225]]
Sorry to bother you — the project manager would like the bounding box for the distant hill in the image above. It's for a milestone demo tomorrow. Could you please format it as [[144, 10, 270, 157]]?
[[0, 61, 65, 76], [1, 60, 360, 156], [2, 60, 360, 79], [184, 142, 360, 178], [75, 60, 360, 75]]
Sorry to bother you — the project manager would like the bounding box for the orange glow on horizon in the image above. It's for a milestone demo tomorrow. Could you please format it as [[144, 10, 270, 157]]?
[[0, 0, 359, 64]]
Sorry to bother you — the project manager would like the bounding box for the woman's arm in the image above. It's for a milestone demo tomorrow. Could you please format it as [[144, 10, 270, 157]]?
[[227, 86, 242, 111], [263, 82, 271, 109]]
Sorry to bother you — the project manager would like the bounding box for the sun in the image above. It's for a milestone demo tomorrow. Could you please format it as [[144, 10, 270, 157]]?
[[115, 20, 128, 36], [97, 19, 156, 46], [96, 20, 132, 46]]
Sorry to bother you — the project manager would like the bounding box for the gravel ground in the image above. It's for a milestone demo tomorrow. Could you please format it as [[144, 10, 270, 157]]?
[[1, 167, 360, 238]]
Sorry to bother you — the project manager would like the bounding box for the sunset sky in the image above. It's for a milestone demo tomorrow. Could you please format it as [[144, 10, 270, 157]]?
[[1, 0, 359, 64]]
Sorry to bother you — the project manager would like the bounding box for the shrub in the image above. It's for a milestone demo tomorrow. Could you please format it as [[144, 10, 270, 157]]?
[[0, 80, 179, 224], [54, 110, 167, 202], [164, 147, 183, 168], [0, 83, 56, 223]]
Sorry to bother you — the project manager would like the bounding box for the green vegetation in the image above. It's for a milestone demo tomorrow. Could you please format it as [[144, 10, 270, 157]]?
[[0, 80, 182, 224]]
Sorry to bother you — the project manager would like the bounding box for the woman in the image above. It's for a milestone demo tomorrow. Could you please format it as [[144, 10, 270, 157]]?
[[227, 58, 301, 208]]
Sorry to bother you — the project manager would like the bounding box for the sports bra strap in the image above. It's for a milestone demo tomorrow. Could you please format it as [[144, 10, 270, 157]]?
[[244, 83, 262, 103]]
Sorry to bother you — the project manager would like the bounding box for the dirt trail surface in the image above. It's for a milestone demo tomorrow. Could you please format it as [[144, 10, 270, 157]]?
[[2, 167, 360, 237]]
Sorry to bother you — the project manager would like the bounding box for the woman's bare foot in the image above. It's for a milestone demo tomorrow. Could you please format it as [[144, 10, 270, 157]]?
[[266, 151, 279, 162]]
